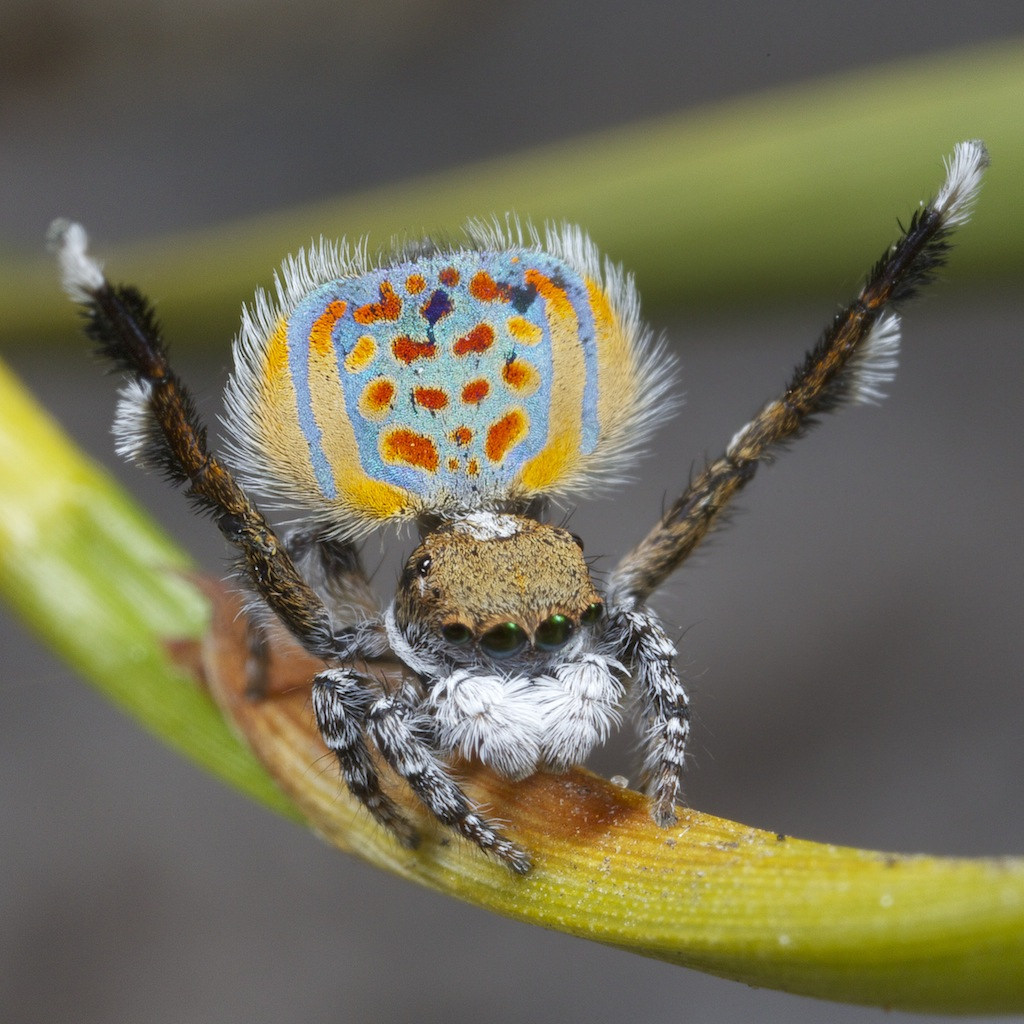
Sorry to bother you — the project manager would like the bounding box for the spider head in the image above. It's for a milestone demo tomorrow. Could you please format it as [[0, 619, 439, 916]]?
[[395, 511, 604, 665]]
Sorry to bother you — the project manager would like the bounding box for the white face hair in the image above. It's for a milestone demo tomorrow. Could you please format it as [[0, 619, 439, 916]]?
[[50, 141, 988, 874]]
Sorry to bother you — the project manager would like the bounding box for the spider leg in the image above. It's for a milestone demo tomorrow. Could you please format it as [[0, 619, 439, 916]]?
[[607, 609, 690, 825], [366, 684, 532, 874], [50, 221, 360, 664], [312, 669, 419, 848], [281, 525, 377, 624], [609, 141, 989, 608], [244, 613, 273, 700], [245, 524, 379, 698]]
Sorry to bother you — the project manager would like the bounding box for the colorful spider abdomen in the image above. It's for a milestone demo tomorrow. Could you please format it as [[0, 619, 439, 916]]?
[[290, 251, 588, 500], [226, 227, 669, 534]]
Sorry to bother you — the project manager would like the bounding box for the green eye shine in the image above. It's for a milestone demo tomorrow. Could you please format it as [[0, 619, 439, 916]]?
[[480, 622, 527, 658], [535, 613, 575, 651], [581, 602, 604, 626], [441, 622, 473, 646]]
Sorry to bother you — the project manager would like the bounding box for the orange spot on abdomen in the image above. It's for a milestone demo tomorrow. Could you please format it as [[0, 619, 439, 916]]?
[[392, 335, 436, 364], [501, 357, 540, 395], [453, 323, 495, 356], [507, 315, 542, 345], [358, 378, 396, 420], [413, 387, 449, 411], [381, 427, 439, 472], [354, 281, 402, 324], [461, 379, 490, 404], [469, 271, 511, 302], [344, 334, 377, 373], [439, 266, 461, 287], [309, 300, 348, 357], [405, 274, 426, 294], [485, 409, 528, 463]]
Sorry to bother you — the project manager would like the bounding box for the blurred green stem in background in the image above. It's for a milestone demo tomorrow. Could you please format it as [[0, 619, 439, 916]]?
[[3, 38, 1022, 347], [2, 41, 1022, 1013]]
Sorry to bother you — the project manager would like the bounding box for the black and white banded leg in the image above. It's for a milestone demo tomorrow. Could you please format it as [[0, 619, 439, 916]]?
[[51, 220, 422, 855], [366, 685, 532, 874], [312, 669, 419, 849], [611, 608, 691, 826]]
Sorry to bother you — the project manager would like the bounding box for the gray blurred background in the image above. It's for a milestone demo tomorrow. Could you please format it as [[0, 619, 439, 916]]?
[[2, 3, 1023, 1022]]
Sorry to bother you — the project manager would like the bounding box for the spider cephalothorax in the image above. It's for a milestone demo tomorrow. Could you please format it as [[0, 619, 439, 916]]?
[[395, 512, 603, 662], [387, 511, 619, 783], [52, 141, 987, 874]]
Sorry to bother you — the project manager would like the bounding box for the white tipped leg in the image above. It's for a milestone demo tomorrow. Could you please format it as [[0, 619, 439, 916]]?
[[48, 219, 106, 301], [934, 140, 990, 227]]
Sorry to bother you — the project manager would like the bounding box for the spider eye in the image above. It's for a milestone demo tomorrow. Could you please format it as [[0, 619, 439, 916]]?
[[441, 622, 472, 646], [535, 614, 575, 651], [479, 622, 527, 659], [581, 601, 604, 626], [570, 533, 585, 550], [416, 555, 432, 576]]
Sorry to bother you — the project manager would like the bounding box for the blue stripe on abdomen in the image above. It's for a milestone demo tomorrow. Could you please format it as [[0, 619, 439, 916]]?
[[286, 291, 338, 499]]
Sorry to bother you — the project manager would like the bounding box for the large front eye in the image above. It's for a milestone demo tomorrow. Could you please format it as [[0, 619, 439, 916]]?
[[535, 613, 575, 651], [441, 622, 472, 646], [480, 622, 527, 659]]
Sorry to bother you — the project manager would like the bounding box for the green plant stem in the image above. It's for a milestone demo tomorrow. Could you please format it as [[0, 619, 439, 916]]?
[[2, 354, 1023, 1014], [0, 358, 296, 817]]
